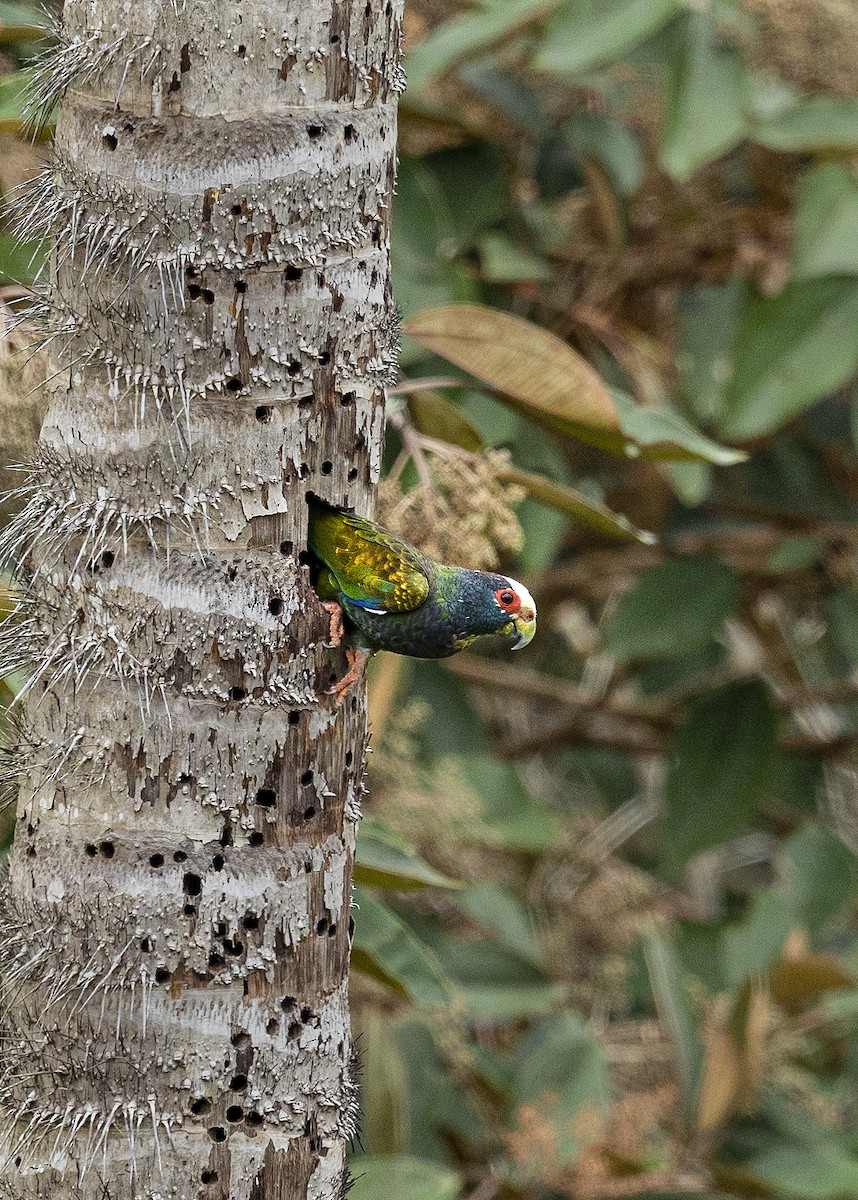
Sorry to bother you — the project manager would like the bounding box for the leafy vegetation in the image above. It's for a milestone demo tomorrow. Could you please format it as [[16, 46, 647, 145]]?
[[5, 1, 858, 1198]]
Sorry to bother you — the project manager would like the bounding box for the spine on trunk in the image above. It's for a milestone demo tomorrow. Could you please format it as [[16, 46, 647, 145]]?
[[0, 2, 402, 1197]]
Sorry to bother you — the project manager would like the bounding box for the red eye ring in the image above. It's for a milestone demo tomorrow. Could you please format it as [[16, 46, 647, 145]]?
[[495, 587, 520, 613]]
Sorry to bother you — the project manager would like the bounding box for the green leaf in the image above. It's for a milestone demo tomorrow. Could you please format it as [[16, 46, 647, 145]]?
[[396, 1018, 486, 1158], [477, 232, 554, 282], [0, 233, 46, 286], [459, 882, 542, 966], [793, 163, 858, 281], [459, 981, 569, 1021], [516, 495, 568, 575], [662, 681, 778, 877], [767, 535, 824, 574], [784, 824, 856, 935], [501, 464, 658, 544], [0, 68, 31, 135], [722, 824, 854, 986], [349, 1156, 460, 1200], [639, 640, 726, 698], [407, 389, 486, 454], [459, 62, 551, 136], [770, 754, 821, 815], [355, 818, 460, 891], [602, 556, 739, 660], [0, 3, 47, 42], [537, 113, 644, 199], [358, 1011, 412, 1155], [438, 937, 546, 987], [405, 0, 558, 96], [664, 459, 713, 506], [459, 388, 522, 445], [392, 161, 479, 335], [747, 1136, 858, 1199], [677, 280, 747, 426], [535, 132, 589, 200], [660, 10, 750, 181], [533, 0, 685, 79], [404, 304, 746, 463], [421, 144, 510, 246], [612, 389, 746, 465], [643, 933, 704, 1129], [351, 888, 453, 1007], [720, 277, 858, 441], [563, 111, 645, 197], [722, 893, 797, 992], [350, 946, 410, 1000], [753, 96, 858, 153], [677, 919, 726, 993], [412, 660, 489, 759], [828, 591, 858, 661], [434, 937, 565, 1017], [459, 754, 558, 851], [512, 1013, 611, 1167]]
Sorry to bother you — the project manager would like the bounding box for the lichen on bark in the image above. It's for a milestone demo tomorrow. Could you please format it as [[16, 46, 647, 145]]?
[[0, 1, 402, 1197]]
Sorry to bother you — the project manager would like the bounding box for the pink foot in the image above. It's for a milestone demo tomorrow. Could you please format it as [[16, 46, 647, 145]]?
[[322, 600, 344, 648], [327, 647, 371, 707]]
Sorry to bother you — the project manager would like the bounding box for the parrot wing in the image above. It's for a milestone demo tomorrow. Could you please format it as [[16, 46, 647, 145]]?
[[308, 506, 431, 614]]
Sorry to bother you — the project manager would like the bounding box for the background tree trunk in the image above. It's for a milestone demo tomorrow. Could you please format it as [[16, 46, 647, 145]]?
[[0, 1, 402, 1196]]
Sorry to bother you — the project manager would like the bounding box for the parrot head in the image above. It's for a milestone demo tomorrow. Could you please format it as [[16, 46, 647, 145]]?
[[486, 575, 537, 650]]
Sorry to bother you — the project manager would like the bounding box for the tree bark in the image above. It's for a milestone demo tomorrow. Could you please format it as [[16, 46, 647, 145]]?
[[0, 1, 402, 1196]]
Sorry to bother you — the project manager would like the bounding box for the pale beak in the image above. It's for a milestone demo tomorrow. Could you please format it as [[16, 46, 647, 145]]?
[[512, 608, 536, 650]]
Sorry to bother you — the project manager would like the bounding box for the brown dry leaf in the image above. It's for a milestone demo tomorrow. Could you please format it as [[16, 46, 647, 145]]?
[[0, 578, 21, 621], [733, 981, 773, 1111], [404, 304, 746, 465], [696, 983, 772, 1134], [404, 302, 623, 445], [770, 953, 854, 1011], [696, 1008, 743, 1134]]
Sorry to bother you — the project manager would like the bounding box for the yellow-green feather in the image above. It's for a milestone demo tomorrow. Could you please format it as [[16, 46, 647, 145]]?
[[308, 507, 430, 613]]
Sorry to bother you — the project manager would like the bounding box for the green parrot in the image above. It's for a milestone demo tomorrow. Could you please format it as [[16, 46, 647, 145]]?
[[307, 502, 537, 699]]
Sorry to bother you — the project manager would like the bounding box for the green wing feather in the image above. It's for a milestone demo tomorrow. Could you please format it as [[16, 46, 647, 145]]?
[[308, 506, 431, 613]]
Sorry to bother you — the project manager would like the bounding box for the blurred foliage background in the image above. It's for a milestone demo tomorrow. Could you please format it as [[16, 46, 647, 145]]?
[[5, 1, 858, 1198]]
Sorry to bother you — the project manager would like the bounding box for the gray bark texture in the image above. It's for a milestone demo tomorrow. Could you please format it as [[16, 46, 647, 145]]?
[[0, 1, 403, 1196]]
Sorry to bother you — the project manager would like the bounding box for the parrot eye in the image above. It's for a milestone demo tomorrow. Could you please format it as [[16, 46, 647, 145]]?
[[495, 588, 519, 611]]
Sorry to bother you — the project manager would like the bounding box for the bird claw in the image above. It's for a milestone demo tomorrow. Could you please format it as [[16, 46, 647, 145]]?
[[321, 600, 344, 648], [326, 647, 370, 708]]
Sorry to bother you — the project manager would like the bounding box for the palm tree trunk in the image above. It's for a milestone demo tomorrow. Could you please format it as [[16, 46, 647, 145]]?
[[0, 1, 402, 1196]]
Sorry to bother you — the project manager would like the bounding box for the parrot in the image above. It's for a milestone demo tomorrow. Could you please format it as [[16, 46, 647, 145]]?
[[307, 501, 537, 700]]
